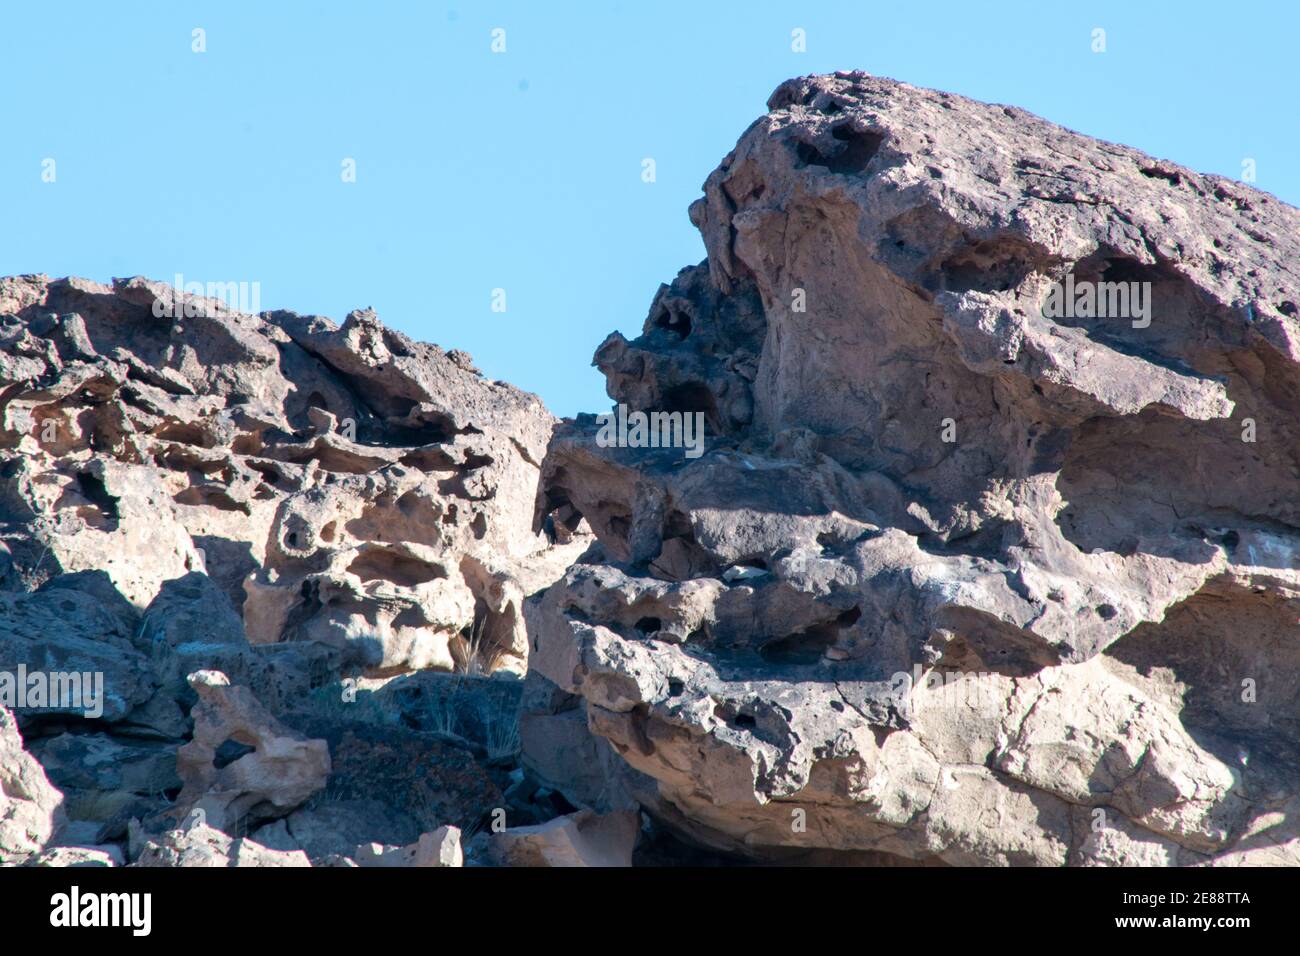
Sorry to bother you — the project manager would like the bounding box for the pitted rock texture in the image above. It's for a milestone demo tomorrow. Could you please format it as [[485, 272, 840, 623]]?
[[0, 273, 582, 866], [172, 670, 330, 832], [0, 274, 583, 675], [0, 706, 63, 863], [132, 822, 312, 868], [523, 72, 1300, 865]]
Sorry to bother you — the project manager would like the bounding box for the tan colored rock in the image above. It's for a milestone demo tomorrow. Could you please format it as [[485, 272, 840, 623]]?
[[173, 670, 330, 831], [0, 706, 63, 863], [487, 810, 639, 867], [133, 822, 311, 867], [353, 826, 463, 867], [0, 274, 587, 674], [523, 72, 1300, 866]]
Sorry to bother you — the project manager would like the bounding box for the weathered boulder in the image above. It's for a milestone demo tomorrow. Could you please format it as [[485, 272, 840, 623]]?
[[483, 809, 639, 867], [0, 706, 63, 863], [354, 826, 463, 867], [173, 670, 330, 832], [524, 72, 1300, 866], [132, 821, 311, 867]]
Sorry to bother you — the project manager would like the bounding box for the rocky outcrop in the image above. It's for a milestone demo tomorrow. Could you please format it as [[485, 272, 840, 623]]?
[[5, 69, 1299, 870], [522, 72, 1300, 865], [0, 274, 583, 865], [0, 274, 585, 676]]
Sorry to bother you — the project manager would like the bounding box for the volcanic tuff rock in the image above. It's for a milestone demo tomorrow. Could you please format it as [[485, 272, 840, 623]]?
[[522, 72, 1300, 864], [0, 273, 584, 677], [0, 271, 581, 865], [0, 706, 63, 863], [5, 70, 1300, 870], [172, 670, 330, 832]]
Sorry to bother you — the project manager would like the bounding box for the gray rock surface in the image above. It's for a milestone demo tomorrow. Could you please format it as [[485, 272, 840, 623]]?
[[0, 274, 587, 676], [0, 273, 583, 865], [522, 72, 1300, 866], [0, 706, 63, 863], [131, 821, 312, 867], [4, 69, 1299, 869]]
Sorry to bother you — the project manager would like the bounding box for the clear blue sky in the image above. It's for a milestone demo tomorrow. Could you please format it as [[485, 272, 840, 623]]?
[[2, 1, 1295, 417]]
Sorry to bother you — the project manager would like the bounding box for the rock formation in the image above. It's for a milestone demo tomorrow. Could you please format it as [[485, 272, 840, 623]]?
[[0, 271, 584, 865], [172, 670, 330, 832], [0, 706, 63, 863], [521, 71, 1300, 865], [4, 70, 1300, 868], [0, 273, 583, 677]]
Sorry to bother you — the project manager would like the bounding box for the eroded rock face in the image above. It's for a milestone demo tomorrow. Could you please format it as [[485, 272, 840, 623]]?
[[524, 72, 1300, 865], [173, 670, 330, 832], [482, 809, 639, 867], [0, 706, 63, 863], [132, 821, 312, 868], [0, 270, 585, 864], [0, 275, 584, 675]]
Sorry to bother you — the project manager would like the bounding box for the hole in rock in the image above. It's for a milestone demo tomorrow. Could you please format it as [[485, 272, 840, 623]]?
[[213, 738, 256, 769], [75, 472, 120, 526], [760, 622, 839, 665], [760, 606, 861, 665], [795, 126, 884, 175], [346, 548, 446, 587], [1139, 166, 1182, 187], [152, 420, 212, 448], [941, 237, 1042, 294], [653, 306, 693, 339]]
